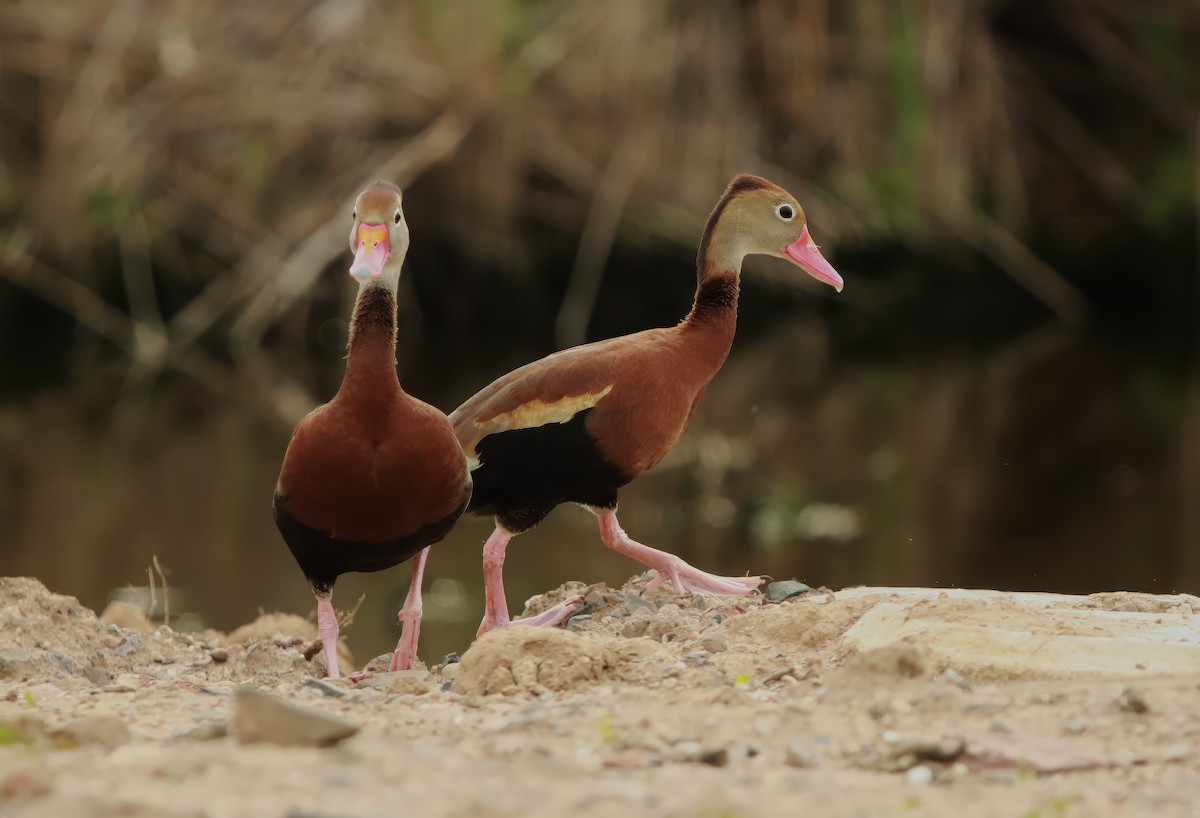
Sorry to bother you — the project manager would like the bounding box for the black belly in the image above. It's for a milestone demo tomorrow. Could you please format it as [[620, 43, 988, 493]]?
[[466, 408, 630, 533], [273, 492, 469, 594]]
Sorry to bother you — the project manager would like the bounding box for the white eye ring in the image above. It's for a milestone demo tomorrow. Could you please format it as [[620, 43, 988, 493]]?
[[775, 203, 796, 221]]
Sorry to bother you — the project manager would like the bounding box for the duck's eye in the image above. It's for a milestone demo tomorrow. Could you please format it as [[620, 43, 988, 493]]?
[[394, 209, 402, 225], [352, 210, 357, 221], [775, 203, 795, 221]]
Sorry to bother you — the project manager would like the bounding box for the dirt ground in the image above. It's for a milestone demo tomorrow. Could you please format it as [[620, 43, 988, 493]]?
[[2, 575, 1200, 818]]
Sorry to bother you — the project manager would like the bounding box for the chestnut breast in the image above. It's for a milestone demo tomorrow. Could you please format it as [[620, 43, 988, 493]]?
[[279, 393, 469, 544]]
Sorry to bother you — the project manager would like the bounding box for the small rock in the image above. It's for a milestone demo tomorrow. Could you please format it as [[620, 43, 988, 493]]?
[[682, 652, 711, 667], [1116, 687, 1149, 714], [1063, 722, 1086, 735], [766, 580, 811, 603], [785, 741, 818, 768], [938, 668, 972, 691], [302, 677, 350, 698], [673, 741, 728, 766], [621, 618, 651, 638], [209, 648, 229, 663], [566, 614, 593, 631], [153, 656, 176, 665], [906, 764, 934, 785], [440, 663, 460, 681], [231, 687, 358, 747], [114, 645, 136, 656], [0, 650, 33, 679], [180, 723, 228, 741], [698, 634, 728, 653], [43, 652, 77, 671], [620, 593, 658, 615], [441, 652, 460, 666], [83, 667, 111, 687]]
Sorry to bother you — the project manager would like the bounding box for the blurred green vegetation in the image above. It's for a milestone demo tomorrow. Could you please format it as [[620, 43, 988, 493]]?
[[0, 0, 1197, 662]]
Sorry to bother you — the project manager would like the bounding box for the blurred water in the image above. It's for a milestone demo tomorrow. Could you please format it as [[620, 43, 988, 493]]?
[[1, 325, 1188, 665]]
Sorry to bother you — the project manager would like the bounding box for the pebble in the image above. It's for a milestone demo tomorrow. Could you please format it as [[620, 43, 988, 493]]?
[[114, 645, 136, 656], [441, 652, 460, 666], [906, 765, 934, 785], [766, 580, 812, 603], [566, 614, 593, 631], [209, 648, 229, 663], [673, 741, 729, 766], [302, 677, 350, 698], [1115, 686, 1149, 714], [44, 652, 77, 674], [938, 668, 972, 691], [697, 634, 728, 653], [620, 593, 657, 615], [785, 741, 818, 768], [682, 652, 711, 667], [83, 666, 111, 687], [231, 686, 359, 747], [0, 650, 33, 678]]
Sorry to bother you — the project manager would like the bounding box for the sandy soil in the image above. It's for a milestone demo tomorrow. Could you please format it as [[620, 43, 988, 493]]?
[[2, 575, 1199, 818]]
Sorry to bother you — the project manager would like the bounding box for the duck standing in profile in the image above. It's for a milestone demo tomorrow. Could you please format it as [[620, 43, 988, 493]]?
[[450, 174, 844, 635]]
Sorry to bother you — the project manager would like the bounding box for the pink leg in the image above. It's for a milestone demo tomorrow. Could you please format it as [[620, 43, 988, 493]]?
[[315, 593, 342, 680], [594, 509, 763, 596], [477, 526, 515, 636], [476, 524, 582, 636], [390, 546, 429, 671]]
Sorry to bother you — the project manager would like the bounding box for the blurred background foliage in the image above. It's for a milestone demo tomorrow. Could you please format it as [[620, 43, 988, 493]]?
[[0, 0, 1197, 663]]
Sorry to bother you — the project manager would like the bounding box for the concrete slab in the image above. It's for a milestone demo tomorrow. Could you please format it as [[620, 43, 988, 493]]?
[[836, 587, 1200, 681]]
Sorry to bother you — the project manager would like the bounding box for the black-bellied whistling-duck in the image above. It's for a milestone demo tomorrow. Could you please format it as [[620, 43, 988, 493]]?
[[274, 182, 471, 678], [450, 174, 843, 635]]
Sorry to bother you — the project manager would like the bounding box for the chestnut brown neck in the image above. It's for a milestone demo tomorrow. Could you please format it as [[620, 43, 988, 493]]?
[[341, 284, 402, 401], [683, 190, 742, 332]]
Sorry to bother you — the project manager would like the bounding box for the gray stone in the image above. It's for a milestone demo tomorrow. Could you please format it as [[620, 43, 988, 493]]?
[[232, 687, 359, 747], [0, 649, 33, 678], [83, 666, 111, 687], [566, 614, 593, 631], [44, 651, 77, 674], [766, 580, 812, 603], [302, 677, 350, 698], [620, 593, 658, 615]]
